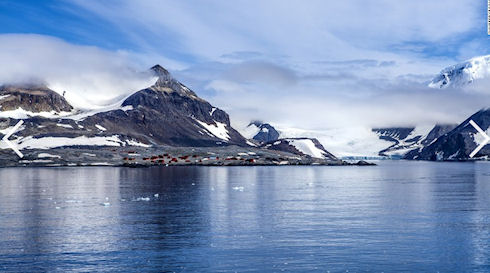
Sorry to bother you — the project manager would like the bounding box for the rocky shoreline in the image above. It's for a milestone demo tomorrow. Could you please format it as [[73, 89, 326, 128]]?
[[0, 145, 375, 167]]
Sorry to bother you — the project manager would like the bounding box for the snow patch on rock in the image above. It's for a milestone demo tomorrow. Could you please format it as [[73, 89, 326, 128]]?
[[194, 119, 230, 141], [286, 138, 326, 159]]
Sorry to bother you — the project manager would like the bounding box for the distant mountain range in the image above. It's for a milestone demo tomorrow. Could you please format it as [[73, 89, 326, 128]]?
[[405, 109, 490, 160], [0, 65, 341, 165], [245, 52, 490, 161], [371, 54, 490, 160], [4, 54, 490, 164], [245, 121, 337, 160]]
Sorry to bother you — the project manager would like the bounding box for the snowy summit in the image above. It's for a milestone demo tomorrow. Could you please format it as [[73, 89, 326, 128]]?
[[429, 55, 490, 89]]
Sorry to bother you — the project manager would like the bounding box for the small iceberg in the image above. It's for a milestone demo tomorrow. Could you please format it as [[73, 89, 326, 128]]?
[[133, 197, 151, 201]]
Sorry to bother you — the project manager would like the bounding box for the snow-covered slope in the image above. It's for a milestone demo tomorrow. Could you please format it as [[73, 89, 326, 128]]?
[[407, 109, 490, 160], [262, 137, 337, 160], [275, 126, 389, 158], [271, 124, 456, 159], [373, 125, 457, 157], [429, 55, 490, 89], [0, 65, 249, 150]]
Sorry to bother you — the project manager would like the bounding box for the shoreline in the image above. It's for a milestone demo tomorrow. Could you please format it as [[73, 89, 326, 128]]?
[[0, 145, 376, 167]]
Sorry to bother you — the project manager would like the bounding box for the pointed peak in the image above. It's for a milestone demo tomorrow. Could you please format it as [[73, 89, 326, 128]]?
[[150, 64, 174, 85], [151, 64, 170, 76]]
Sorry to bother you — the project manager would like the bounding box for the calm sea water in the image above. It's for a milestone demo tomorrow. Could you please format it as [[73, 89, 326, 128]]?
[[1, 162, 490, 272]]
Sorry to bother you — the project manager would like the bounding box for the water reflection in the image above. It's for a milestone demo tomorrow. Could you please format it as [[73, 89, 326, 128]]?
[[1, 163, 490, 272]]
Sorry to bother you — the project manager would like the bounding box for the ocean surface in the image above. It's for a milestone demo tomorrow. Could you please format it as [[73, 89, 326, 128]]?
[[1, 161, 490, 272]]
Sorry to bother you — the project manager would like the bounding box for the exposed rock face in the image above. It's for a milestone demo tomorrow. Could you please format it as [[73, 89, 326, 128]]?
[[150, 65, 203, 99], [372, 125, 457, 158], [0, 84, 73, 113], [0, 65, 249, 149], [247, 121, 280, 143], [407, 110, 490, 160], [262, 137, 338, 161], [420, 124, 458, 146], [88, 68, 248, 146]]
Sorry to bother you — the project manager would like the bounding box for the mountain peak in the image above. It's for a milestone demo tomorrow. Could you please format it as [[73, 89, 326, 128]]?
[[150, 64, 173, 84], [148, 64, 202, 100], [245, 121, 280, 143], [0, 84, 73, 113], [151, 64, 170, 76], [429, 55, 490, 89]]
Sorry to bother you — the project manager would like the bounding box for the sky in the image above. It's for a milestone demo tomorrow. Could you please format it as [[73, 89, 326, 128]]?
[[1, 0, 490, 148]]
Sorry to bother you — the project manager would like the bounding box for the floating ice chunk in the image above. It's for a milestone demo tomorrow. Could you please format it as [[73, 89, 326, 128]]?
[[154, 193, 159, 198], [232, 186, 244, 192], [134, 197, 150, 201], [101, 202, 111, 206]]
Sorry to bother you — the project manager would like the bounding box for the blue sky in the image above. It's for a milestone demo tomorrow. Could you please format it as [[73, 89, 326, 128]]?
[[0, 0, 490, 133], [2, 0, 488, 65]]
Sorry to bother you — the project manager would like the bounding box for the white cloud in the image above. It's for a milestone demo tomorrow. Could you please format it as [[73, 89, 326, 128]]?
[[70, 0, 480, 61], [0, 34, 156, 109]]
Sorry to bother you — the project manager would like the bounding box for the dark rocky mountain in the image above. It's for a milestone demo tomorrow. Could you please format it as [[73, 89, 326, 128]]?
[[0, 65, 346, 167], [247, 121, 280, 143], [373, 125, 456, 158], [82, 65, 248, 146], [373, 127, 415, 142], [262, 137, 337, 160], [0, 65, 248, 148], [419, 124, 458, 146], [0, 84, 73, 113], [406, 110, 490, 160]]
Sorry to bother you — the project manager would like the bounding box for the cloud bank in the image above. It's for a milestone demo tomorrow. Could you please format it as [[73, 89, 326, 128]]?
[[0, 34, 155, 109]]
